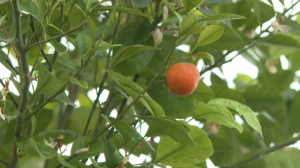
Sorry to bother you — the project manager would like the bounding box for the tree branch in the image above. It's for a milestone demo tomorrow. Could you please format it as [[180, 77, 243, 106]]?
[[0, 14, 20, 59], [221, 135, 300, 168], [200, 43, 255, 75], [82, 0, 120, 136], [26, 20, 86, 51], [8, 0, 30, 167], [54, 41, 178, 168], [0, 158, 8, 166]]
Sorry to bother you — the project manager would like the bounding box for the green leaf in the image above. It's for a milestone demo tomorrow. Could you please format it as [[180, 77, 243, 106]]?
[[184, 52, 215, 65], [35, 62, 73, 105], [101, 138, 124, 168], [70, 136, 102, 161], [148, 84, 195, 118], [90, 158, 101, 168], [70, 76, 88, 89], [179, 16, 202, 36], [19, 0, 44, 23], [57, 156, 75, 168], [87, 43, 122, 55], [162, 0, 183, 24], [247, 0, 275, 25], [27, 107, 36, 135], [198, 13, 246, 21], [194, 25, 224, 50], [131, 0, 151, 7], [76, 34, 92, 55], [111, 45, 160, 67], [94, 6, 152, 20], [192, 80, 215, 103], [107, 70, 164, 117], [182, 0, 204, 13], [29, 138, 57, 159], [0, 45, 17, 73], [259, 34, 300, 49], [258, 70, 294, 92], [288, 91, 300, 134], [116, 50, 155, 76], [144, 116, 195, 145], [194, 102, 243, 133], [0, 14, 6, 25], [51, 41, 67, 52], [0, 0, 8, 4], [87, 18, 97, 42], [102, 116, 135, 144], [209, 24, 251, 51], [34, 109, 53, 134], [210, 84, 245, 104], [211, 73, 227, 85], [208, 98, 263, 137], [155, 123, 213, 167]]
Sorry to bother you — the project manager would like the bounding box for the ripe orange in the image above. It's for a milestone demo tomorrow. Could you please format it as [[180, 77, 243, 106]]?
[[167, 63, 200, 96]]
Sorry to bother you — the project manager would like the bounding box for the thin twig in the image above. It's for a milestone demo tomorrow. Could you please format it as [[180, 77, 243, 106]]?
[[82, 1, 120, 136], [0, 14, 20, 58], [26, 20, 86, 51], [0, 158, 8, 166], [220, 135, 300, 168], [54, 40, 178, 168], [200, 44, 255, 75]]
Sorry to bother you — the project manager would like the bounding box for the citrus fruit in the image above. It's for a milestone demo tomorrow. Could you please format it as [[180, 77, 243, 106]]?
[[167, 63, 200, 96]]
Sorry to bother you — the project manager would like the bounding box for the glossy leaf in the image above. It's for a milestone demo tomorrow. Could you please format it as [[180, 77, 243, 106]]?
[[247, 0, 275, 25], [87, 43, 122, 55], [19, 0, 44, 23], [0, 14, 6, 25], [155, 124, 213, 167], [288, 91, 300, 134], [35, 62, 73, 105], [194, 102, 243, 132], [0, 45, 16, 73], [208, 98, 263, 137], [94, 6, 152, 20], [29, 138, 57, 159], [144, 116, 194, 145], [90, 158, 101, 168], [259, 34, 300, 49], [70, 76, 88, 89], [70, 136, 102, 161], [179, 16, 202, 36], [184, 52, 215, 65], [102, 116, 135, 144], [107, 70, 164, 117], [111, 45, 160, 67], [131, 0, 151, 7], [76, 34, 92, 55], [209, 24, 251, 51], [198, 13, 246, 21], [101, 138, 124, 168], [148, 84, 195, 118], [51, 41, 67, 52], [57, 156, 75, 168], [192, 80, 215, 103], [182, 0, 204, 12], [87, 17, 97, 42], [193, 25, 224, 51]]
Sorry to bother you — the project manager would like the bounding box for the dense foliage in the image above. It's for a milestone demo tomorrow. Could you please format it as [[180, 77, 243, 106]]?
[[0, 0, 300, 168]]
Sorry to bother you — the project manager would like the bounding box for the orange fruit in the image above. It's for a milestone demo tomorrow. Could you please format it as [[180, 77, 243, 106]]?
[[167, 63, 200, 96]]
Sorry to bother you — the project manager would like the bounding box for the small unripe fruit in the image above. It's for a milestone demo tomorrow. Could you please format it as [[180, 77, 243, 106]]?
[[167, 63, 200, 96]]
